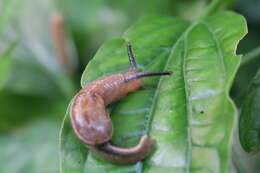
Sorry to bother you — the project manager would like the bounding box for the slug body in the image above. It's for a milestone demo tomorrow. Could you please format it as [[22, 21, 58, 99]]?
[[71, 72, 142, 145], [70, 43, 172, 164]]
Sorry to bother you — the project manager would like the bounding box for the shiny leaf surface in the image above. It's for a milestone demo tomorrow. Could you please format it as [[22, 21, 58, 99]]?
[[60, 11, 247, 173]]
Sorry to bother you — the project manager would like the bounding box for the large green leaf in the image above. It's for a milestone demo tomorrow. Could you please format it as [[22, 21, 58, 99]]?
[[239, 68, 260, 152], [60, 11, 247, 173]]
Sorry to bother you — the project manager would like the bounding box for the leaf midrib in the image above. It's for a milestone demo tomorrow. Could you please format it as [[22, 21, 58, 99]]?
[[143, 20, 199, 172], [144, 18, 228, 171]]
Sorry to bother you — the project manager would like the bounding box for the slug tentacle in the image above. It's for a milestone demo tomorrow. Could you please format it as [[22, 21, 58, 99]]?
[[70, 42, 172, 164], [127, 43, 137, 71], [125, 71, 172, 82]]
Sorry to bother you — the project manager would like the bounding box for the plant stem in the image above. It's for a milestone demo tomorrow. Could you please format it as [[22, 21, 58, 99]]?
[[50, 12, 72, 75], [201, 0, 222, 18], [0, 41, 17, 57], [240, 46, 260, 67]]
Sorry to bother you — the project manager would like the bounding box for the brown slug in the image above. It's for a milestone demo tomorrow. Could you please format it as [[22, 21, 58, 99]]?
[[70, 43, 172, 164]]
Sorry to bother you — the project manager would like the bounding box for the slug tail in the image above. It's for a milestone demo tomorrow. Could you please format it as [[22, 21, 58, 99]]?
[[89, 135, 156, 164]]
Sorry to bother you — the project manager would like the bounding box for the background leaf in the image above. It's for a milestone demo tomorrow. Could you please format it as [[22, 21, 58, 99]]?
[[0, 43, 15, 90], [231, 47, 260, 105], [0, 0, 75, 172], [0, 120, 60, 173], [232, 126, 260, 173], [0, 90, 67, 130], [1, 0, 77, 98], [56, 0, 235, 73], [0, 0, 23, 36], [60, 11, 247, 173], [239, 68, 260, 152]]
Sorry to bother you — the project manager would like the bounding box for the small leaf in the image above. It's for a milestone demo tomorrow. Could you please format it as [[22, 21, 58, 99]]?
[[239, 68, 260, 152], [60, 11, 247, 173]]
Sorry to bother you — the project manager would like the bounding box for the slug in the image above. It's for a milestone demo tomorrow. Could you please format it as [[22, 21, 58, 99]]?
[[70, 43, 172, 164]]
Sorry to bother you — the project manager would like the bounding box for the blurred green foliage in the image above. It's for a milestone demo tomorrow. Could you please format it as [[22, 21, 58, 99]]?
[[0, 0, 259, 173], [0, 43, 15, 89]]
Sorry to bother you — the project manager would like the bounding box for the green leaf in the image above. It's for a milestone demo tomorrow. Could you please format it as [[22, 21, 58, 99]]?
[[60, 102, 88, 173], [60, 11, 247, 173], [231, 46, 260, 105], [239, 68, 260, 152], [232, 129, 260, 173], [0, 43, 16, 90]]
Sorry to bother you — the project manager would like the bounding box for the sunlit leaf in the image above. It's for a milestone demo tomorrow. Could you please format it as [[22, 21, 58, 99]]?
[[60, 11, 247, 173]]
